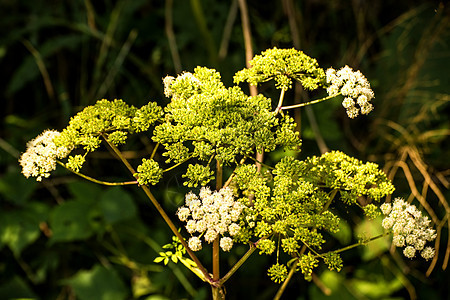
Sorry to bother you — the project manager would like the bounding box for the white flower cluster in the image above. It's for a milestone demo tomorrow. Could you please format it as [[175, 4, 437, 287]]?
[[381, 198, 437, 260], [326, 65, 374, 118], [19, 130, 71, 181], [177, 186, 246, 252]]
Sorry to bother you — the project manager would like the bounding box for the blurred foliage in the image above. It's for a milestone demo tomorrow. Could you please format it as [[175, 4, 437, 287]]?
[[0, 0, 448, 299]]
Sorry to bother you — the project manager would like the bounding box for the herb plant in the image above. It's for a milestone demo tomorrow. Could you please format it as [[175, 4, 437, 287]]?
[[19, 47, 436, 299]]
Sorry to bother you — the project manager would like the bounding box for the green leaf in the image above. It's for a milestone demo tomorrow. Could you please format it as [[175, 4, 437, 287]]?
[[64, 264, 128, 300], [153, 257, 164, 263], [0, 276, 37, 299], [354, 216, 389, 261], [0, 202, 49, 256], [331, 219, 352, 245], [49, 200, 102, 243], [309, 270, 356, 300], [98, 187, 137, 224], [143, 295, 171, 300], [66, 181, 102, 203], [0, 167, 36, 205]]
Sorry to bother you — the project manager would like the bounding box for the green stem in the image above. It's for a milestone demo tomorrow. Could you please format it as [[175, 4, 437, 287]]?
[[274, 243, 307, 299], [56, 160, 138, 186], [321, 189, 338, 213], [150, 142, 160, 160], [244, 154, 275, 170], [275, 88, 287, 114], [102, 136, 212, 283], [163, 155, 193, 173], [273, 259, 298, 300], [120, 227, 198, 298], [213, 160, 223, 281], [280, 93, 341, 111], [218, 243, 257, 286], [334, 232, 390, 254]]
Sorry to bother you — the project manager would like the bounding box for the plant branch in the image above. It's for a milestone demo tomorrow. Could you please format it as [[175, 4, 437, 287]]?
[[334, 232, 390, 254], [275, 88, 287, 114], [280, 93, 340, 111], [218, 242, 257, 285], [163, 155, 194, 173], [56, 160, 138, 186], [213, 159, 223, 281], [102, 136, 213, 283], [274, 259, 298, 300]]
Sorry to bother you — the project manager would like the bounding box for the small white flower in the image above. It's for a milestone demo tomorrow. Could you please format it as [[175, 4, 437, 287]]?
[[199, 186, 212, 199], [342, 97, 355, 109], [403, 246, 416, 258], [163, 76, 175, 97], [188, 236, 202, 251], [195, 219, 207, 233], [185, 192, 198, 205], [216, 222, 228, 235], [414, 239, 426, 251], [421, 247, 435, 261], [220, 237, 233, 252], [228, 223, 241, 236], [205, 229, 218, 243], [380, 203, 391, 215], [19, 130, 71, 181], [393, 235, 405, 247], [177, 207, 190, 222], [186, 220, 197, 234], [346, 106, 359, 119], [191, 207, 204, 220]]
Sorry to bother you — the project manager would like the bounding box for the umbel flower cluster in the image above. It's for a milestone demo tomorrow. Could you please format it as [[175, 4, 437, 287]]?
[[177, 186, 246, 252], [381, 198, 437, 260], [19, 130, 71, 181], [326, 65, 374, 118]]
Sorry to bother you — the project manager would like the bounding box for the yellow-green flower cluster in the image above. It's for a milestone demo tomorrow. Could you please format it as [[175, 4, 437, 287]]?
[[233, 150, 395, 283], [19, 130, 72, 181], [177, 186, 246, 252], [381, 198, 436, 260], [326, 66, 374, 118], [234, 47, 325, 91], [155, 67, 301, 170], [134, 158, 163, 186]]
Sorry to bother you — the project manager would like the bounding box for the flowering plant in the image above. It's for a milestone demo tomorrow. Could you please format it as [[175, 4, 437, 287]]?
[[19, 48, 436, 299]]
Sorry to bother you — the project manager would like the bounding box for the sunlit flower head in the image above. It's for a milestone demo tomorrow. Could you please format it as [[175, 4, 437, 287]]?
[[381, 198, 437, 260], [177, 186, 246, 251], [19, 130, 72, 181], [326, 65, 374, 118]]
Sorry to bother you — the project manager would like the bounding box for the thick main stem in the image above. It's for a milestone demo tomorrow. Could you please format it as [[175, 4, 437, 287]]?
[[214, 160, 223, 280], [211, 159, 225, 299]]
